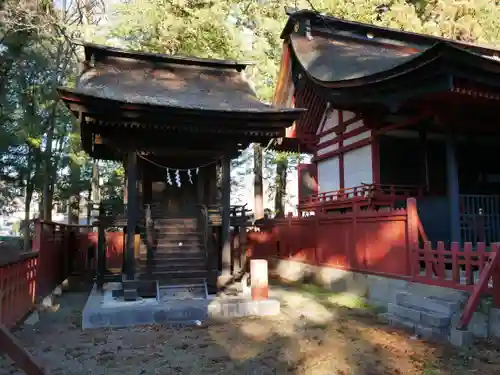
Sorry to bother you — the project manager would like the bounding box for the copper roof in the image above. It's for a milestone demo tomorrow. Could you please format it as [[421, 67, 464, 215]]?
[[61, 43, 303, 115], [290, 32, 423, 83], [284, 9, 500, 89]]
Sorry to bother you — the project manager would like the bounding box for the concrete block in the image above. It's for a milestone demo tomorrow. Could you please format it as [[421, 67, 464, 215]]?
[[449, 329, 474, 347], [208, 298, 280, 319], [368, 277, 408, 305], [452, 311, 489, 339], [415, 324, 448, 341], [419, 310, 450, 328], [407, 283, 468, 304], [24, 311, 39, 326], [388, 303, 421, 322], [379, 312, 415, 332], [489, 308, 500, 339], [396, 292, 460, 316]]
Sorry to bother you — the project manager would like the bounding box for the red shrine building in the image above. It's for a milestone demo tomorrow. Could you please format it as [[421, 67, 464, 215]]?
[[273, 8, 500, 246]]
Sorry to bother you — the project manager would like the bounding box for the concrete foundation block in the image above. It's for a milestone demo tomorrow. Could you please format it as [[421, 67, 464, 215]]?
[[388, 303, 421, 322], [24, 311, 39, 326], [415, 324, 448, 341], [208, 298, 280, 319], [419, 310, 450, 328], [452, 311, 489, 339], [379, 312, 415, 332], [368, 276, 408, 305], [489, 308, 500, 339], [407, 283, 468, 304], [449, 329, 474, 347], [396, 292, 460, 315]]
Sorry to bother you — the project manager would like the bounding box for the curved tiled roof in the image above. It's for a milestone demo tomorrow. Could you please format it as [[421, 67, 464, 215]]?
[[284, 9, 500, 89]]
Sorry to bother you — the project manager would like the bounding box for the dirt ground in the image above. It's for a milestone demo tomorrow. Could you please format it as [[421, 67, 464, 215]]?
[[1, 282, 500, 375]]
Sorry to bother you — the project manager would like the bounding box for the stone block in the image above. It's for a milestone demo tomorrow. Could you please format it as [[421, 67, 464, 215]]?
[[396, 292, 459, 316], [368, 277, 407, 305], [208, 298, 280, 319], [388, 303, 421, 322], [415, 324, 448, 341], [452, 311, 489, 339], [419, 310, 450, 328], [24, 311, 39, 326], [52, 285, 63, 297], [41, 295, 55, 308], [378, 312, 415, 332], [449, 328, 474, 347], [489, 308, 500, 339]]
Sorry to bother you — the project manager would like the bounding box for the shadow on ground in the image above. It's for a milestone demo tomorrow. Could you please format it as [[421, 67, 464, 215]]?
[[1, 278, 500, 375]]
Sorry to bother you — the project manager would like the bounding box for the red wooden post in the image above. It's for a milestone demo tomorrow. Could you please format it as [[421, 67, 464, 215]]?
[[458, 245, 500, 330], [406, 198, 419, 277], [492, 243, 500, 308]]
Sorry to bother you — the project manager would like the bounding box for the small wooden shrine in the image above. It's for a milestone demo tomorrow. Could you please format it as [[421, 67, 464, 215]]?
[[58, 42, 303, 298], [273, 8, 500, 245]]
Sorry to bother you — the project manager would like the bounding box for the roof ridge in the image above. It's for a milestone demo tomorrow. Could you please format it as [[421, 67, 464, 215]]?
[[74, 41, 253, 71]]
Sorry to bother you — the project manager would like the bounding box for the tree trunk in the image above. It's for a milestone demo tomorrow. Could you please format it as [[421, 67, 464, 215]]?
[[274, 157, 288, 218], [24, 147, 42, 252], [253, 143, 264, 220], [42, 111, 56, 221]]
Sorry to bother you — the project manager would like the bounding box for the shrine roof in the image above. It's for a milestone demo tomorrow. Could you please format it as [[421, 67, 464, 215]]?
[[282, 8, 500, 91], [59, 42, 303, 117]]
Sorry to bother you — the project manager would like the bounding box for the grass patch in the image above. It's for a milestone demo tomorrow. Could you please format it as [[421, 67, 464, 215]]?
[[271, 279, 384, 313]]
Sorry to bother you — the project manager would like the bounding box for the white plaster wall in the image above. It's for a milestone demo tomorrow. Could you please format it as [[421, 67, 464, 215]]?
[[317, 109, 338, 135], [318, 157, 340, 193], [344, 145, 373, 188]]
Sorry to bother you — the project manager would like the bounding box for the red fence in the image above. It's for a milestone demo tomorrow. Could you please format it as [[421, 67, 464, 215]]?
[[247, 198, 500, 306], [0, 220, 92, 328], [248, 207, 410, 278]]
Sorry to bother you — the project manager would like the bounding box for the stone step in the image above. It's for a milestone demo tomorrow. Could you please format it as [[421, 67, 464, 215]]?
[[155, 232, 202, 239], [137, 257, 205, 265], [137, 269, 208, 279], [378, 312, 449, 342], [155, 244, 203, 251], [395, 292, 462, 316], [387, 303, 451, 327], [139, 251, 205, 259], [154, 219, 198, 225], [138, 262, 206, 272]]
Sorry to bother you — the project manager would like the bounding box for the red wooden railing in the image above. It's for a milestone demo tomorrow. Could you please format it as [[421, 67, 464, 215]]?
[[246, 198, 500, 326], [0, 220, 92, 329], [299, 183, 423, 210]]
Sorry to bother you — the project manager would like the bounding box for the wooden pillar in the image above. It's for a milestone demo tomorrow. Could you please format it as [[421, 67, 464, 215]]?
[[125, 151, 138, 280], [445, 132, 460, 243], [220, 156, 231, 277], [97, 205, 106, 291]]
